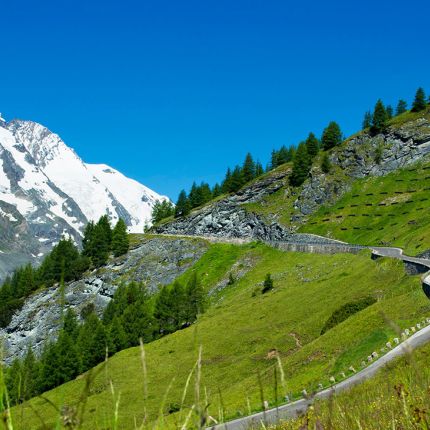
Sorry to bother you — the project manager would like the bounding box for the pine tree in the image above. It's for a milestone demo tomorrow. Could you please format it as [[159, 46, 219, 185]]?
[[270, 149, 279, 170], [112, 219, 129, 257], [229, 166, 244, 192], [371, 99, 388, 134], [305, 132, 319, 159], [38, 342, 62, 392], [154, 285, 176, 335], [221, 168, 232, 193], [212, 183, 222, 198], [411, 87, 427, 112], [386, 105, 393, 119], [63, 308, 79, 340], [108, 316, 128, 353], [321, 153, 331, 173], [21, 347, 38, 399], [151, 200, 174, 224], [396, 99, 408, 116], [185, 273, 205, 323], [242, 153, 256, 183], [321, 122, 342, 150], [97, 215, 112, 247], [121, 284, 155, 345], [82, 221, 95, 257], [175, 190, 191, 218], [255, 161, 264, 177], [188, 182, 199, 208], [362, 111, 372, 129], [6, 358, 23, 404], [56, 330, 82, 382], [78, 313, 110, 371], [90, 225, 110, 267], [289, 142, 311, 186]]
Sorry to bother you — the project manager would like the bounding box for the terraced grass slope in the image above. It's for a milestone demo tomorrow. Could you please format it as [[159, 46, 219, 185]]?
[[300, 161, 430, 255], [10, 242, 430, 429]]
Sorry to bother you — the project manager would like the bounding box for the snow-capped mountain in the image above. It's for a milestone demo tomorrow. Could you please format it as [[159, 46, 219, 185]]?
[[0, 114, 167, 280]]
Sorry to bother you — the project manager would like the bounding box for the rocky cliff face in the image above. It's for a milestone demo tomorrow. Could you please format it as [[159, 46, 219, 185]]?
[[155, 170, 294, 239], [0, 237, 208, 363]]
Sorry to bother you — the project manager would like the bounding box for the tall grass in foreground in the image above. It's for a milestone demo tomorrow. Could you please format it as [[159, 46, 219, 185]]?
[[2, 340, 430, 429], [271, 351, 430, 430]]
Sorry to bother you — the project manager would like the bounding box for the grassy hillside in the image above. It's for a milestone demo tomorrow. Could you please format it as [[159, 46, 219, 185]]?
[[8, 242, 430, 429], [273, 341, 430, 430], [300, 160, 430, 255]]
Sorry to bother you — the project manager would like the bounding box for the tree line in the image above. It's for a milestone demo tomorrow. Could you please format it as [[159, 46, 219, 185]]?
[[0, 216, 129, 329], [5, 274, 206, 405], [149, 85, 430, 223]]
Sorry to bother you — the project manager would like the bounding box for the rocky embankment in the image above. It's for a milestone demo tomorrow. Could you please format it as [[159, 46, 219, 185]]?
[[157, 116, 430, 237], [0, 237, 208, 363], [155, 170, 293, 239]]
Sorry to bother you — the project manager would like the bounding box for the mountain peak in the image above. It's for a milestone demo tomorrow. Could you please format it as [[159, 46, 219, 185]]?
[[0, 115, 166, 280]]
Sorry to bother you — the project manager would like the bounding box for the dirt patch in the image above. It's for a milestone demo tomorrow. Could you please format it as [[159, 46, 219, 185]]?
[[290, 332, 302, 349]]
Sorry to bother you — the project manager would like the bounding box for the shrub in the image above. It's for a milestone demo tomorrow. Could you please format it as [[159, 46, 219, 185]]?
[[262, 273, 274, 294], [320, 296, 376, 335]]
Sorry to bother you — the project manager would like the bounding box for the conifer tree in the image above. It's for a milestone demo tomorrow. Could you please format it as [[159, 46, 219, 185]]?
[[6, 358, 23, 404], [56, 330, 82, 382], [78, 313, 110, 371], [185, 273, 205, 322], [362, 111, 372, 129], [386, 105, 393, 119], [63, 308, 79, 340], [371, 99, 388, 134], [212, 183, 222, 198], [255, 161, 264, 177], [221, 168, 232, 193], [175, 190, 191, 218], [97, 215, 112, 247], [154, 285, 176, 335], [108, 316, 128, 353], [321, 153, 331, 173], [270, 149, 279, 170], [151, 200, 174, 224], [229, 166, 244, 192], [21, 347, 38, 400], [411, 87, 427, 112], [242, 153, 256, 183], [305, 132, 319, 159], [112, 219, 129, 257], [321, 122, 342, 150], [396, 99, 408, 115], [82, 221, 95, 257], [290, 142, 311, 186], [188, 182, 199, 208]]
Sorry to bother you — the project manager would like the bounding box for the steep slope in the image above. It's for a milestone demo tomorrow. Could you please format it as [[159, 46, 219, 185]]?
[[0, 116, 167, 279], [9, 243, 429, 429]]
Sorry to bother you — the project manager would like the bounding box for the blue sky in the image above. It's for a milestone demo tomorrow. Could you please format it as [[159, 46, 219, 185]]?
[[1, 0, 429, 199]]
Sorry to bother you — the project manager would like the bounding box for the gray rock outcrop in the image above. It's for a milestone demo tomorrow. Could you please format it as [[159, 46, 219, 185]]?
[[0, 237, 208, 362]]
